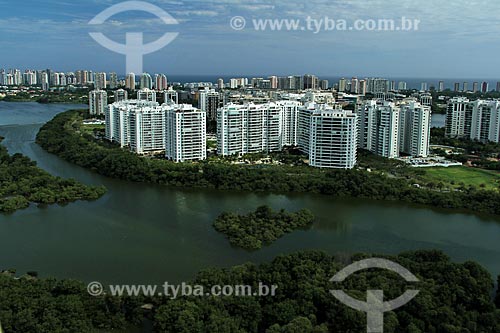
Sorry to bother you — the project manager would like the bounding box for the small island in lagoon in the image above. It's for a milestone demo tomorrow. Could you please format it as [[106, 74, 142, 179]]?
[[213, 205, 315, 250]]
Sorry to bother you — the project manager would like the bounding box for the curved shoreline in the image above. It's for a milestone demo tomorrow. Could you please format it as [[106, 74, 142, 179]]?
[[35, 109, 500, 217]]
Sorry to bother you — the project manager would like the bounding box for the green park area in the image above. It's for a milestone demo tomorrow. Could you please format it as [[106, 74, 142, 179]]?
[[422, 166, 500, 191]]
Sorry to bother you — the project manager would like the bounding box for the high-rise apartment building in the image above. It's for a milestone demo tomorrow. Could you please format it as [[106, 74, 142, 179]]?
[[438, 81, 445, 92], [445, 97, 473, 138], [23, 71, 37, 85], [126, 73, 136, 90], [140, 73, 153, 90], [0, 69, 5, 85], [41, 72, 49, 91], [481, 82, 489, 93], [338, 78, 347, 92], [229, 78, 248, 89], [129, 104, 166, 154], [366, 78, 390, 94], [399, 101, 432, 157], [298, 103, 358, 169], [350, 77, 359, 94], [277, 101, 302, 147], [419, 93, 432, 106], [155, 74, 168, 91], [199, 88, 221, 121], [109, 72, 118, 89], [165, 105, 207, 162], [268, 76, 278, 89], [89, 90, 108, 116], [473, 82, 479, 93], [164, 87, 179, 104], [106, 100, 157, 147], [320, 80, 329, 90], [137, 88, 156, 102], [303, 74, 319, 90], [94, 72, 107, 90], [217, 103, 282, 156], [106, 100, 207, 161], [358, 100, 400, 158], [217, 78, 224, 89], [470, 100, 500, 143], [114, 89, 128, 103], [359, 80, 367, 95]]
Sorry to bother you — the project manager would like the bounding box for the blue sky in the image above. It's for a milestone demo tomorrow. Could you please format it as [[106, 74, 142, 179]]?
[[1, 0, 500, 78]]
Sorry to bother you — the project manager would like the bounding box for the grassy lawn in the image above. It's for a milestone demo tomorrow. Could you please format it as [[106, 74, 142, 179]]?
[[421, 166, 500, 191]]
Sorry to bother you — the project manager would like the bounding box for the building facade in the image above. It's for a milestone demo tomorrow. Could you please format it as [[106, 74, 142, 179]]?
[[114, 89, 128, 103], [399, 101, 432, 157], [106, 100, 207, 160], [445, 97, 473, 138], [199, 88, 221, 121], [470, 100, 500, 143], [217, 103, 283, 156], [358, 101, 400, 158], [137, 88, 157, 102], [89, 90, 108, 116], [298, 103, 358, 169], [165, 105, 207, 162]]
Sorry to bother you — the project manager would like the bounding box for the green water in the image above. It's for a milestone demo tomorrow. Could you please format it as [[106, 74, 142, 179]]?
[[0, 102, 499, 286]]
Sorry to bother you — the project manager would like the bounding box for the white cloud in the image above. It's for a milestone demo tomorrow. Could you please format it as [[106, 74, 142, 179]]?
[[173, 10, 219, 17]]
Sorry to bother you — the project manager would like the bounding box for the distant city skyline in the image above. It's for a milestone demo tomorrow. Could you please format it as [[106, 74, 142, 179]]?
[[1, 1, 500, 77], [4, 67, 500, 93]]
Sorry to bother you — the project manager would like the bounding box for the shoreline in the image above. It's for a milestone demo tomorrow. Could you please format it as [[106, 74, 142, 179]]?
[[35, 109, 500, 218]]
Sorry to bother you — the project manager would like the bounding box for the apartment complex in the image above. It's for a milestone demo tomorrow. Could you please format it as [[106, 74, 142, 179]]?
[[105, 100, 206, 161], [358, 100, 431, 158], [298, 103, 358, 169], [217, 103, 282, 156], [446, 97, 500, 143]]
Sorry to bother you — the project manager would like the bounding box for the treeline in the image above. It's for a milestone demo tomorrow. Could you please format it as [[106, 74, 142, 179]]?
[[0, 138, 106, 213], [1, 250, 500, 332], [214, 205, 315, 250], [0, 271, 136, 332], [0, 91, 87, 104], [36, 110, 500, 216]]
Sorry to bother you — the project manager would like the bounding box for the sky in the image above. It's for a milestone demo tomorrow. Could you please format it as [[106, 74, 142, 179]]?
[[1, 0, 500, 78]]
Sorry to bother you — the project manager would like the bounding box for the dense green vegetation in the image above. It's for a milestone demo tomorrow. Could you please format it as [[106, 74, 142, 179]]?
[[0, 90, 88, 104], [1, 250, 499, 332], [214, 206, 315, 250], [0, 271, 131, 332], [0, 137, 106, 213], [35, 110, 500, 216]]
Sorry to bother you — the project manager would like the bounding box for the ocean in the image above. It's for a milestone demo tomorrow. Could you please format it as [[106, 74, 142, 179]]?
[[165, 75, 499, 91]]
